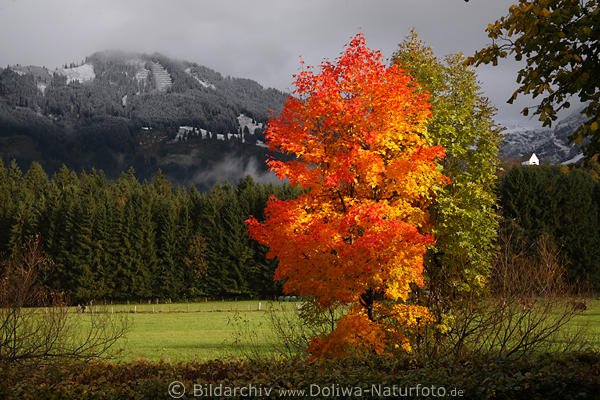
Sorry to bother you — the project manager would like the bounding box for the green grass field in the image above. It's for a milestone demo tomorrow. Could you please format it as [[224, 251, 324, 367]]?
[[111, 311, 274, 362], [95, 301, 298, 362], [89, 299, 600, 362]]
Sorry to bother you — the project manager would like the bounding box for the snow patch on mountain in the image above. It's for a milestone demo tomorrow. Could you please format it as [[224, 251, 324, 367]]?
[[134, 68, 149, 83], [184, 68, 216, 89], [237, 114, 263, 135], [10, 68, 26, 76], [120, 58, 150, 83], [36, 83, 47, 94], [55, 63, 95, 84], [167, 113, 264, 146], [150, 62, 172, 92], [561, 153, 584, 165]]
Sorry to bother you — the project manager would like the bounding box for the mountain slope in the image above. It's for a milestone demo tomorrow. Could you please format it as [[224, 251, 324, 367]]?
[[0, 51, 289, 189], [2, 50, 587, 186], [500, 111, 586, 164]]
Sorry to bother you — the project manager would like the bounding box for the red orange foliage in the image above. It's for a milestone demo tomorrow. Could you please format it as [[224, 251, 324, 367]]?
[[247, 34, 447, 360]]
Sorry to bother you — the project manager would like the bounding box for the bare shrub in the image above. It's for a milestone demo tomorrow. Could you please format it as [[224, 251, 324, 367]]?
[[267, 297, 345, 359], [225, 298, 345, 360], [571, 300, 587, 311], [0, 237, 127, 364], [422, 228, 595, 361]]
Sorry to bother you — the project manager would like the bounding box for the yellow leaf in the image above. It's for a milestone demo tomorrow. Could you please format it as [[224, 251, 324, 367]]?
[[591, 122, 598, 132], [541, 8, 551, 18]]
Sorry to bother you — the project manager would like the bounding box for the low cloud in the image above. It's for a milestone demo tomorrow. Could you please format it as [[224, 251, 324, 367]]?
[[190, 155, 284, 190]]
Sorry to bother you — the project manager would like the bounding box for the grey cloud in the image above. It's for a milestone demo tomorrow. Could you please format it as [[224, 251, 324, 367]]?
[[0, 0, 540, 127], [191, 156, 282, 189]]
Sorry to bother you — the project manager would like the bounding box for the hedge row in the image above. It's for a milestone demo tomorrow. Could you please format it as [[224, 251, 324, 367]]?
[[2, 353, 599, 399]]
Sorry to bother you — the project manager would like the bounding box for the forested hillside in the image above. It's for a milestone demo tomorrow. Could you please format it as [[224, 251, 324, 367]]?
[[0, 51, 288, 187], [0, 160, 300, 302], [498, 164, 600, 289]]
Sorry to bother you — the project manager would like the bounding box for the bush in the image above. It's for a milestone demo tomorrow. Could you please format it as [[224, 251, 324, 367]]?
[[414, 228, 593, 362], [0, 237, 127, 364], [1, 353, 599, 399]]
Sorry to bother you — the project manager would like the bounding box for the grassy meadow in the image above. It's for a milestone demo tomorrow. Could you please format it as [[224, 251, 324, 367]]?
[[5, 299, 600, 399], [78, 300, 298, 362], [112, 311, 275, 361], [81, 299, 600, 362]]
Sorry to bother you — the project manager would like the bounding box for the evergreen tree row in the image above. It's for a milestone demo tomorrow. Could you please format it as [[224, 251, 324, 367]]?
[[498, 164, 600, 289], [0, 160, 300, 302]]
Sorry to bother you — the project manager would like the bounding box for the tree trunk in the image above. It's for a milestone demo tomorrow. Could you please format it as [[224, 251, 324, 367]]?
[[360, 288, 376, 321]]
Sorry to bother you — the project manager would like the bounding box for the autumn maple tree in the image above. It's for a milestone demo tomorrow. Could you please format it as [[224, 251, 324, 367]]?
[[246, 34, 448, 360]]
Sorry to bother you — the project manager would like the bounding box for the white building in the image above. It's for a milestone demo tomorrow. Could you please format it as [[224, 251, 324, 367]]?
[[521, 153, 539, 166]]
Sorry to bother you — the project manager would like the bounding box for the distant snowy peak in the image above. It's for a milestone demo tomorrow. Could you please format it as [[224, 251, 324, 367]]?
[[500, 110, 587, 164]]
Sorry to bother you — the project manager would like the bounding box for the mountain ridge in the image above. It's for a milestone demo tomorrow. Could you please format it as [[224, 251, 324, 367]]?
[[0, 51, 289, 189], [500, 110, 586, 165]]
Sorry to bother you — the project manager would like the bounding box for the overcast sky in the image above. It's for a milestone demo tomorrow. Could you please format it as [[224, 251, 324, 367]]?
[[0, 0, 552, 127]]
